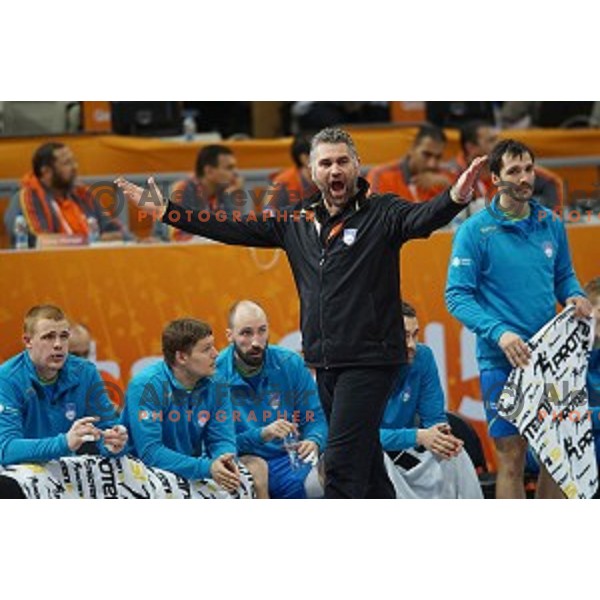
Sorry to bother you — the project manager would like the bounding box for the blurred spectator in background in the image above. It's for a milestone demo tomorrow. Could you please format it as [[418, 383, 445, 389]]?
[[367, 124, 453, 202], [285, 102, 389, 135], [69, 323, 125, 412], [426, 102, 499, 129], [447, 120, 564, 211], [500, 101, 596, 129], [4, 142, 131, 248], [266, 135, 318, 209], [153, 144, 246, 242]]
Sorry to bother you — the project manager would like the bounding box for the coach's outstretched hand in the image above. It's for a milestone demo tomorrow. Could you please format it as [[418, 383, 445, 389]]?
[[115, 176, 167, 217], [450, 155, 488, 204]]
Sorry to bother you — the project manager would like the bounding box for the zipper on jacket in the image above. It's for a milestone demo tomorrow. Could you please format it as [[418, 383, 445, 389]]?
[[318, 247, 328, 368]]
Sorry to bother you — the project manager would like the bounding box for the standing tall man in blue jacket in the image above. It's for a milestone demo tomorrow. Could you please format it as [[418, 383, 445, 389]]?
[[446, 139, 592, 499], [117, 127, 485, 498], [215, 300, 327, 498], [0, 305, 128, 467]]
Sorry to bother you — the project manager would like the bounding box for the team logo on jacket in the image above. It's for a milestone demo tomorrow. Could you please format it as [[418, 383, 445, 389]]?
[[542, 241, 554, 258], [343, 228, 358, 246], [269, 392, 281, 410], [402, 387, 412, 403], [65, 402, 77, 421]]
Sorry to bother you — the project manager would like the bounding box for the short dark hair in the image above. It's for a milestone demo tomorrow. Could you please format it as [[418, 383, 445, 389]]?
[[310, 128, 359, 166], [32, 142, 65, 178], [414, 124, 447, 146], [488, 139, 535, 177], [584, 277, 600, 303], [459, 120, 493, 154], [291, 136, 311, 168], [162, 318, 212, 367], [401, 301, 417, 319], [195, 145, 234, 177]]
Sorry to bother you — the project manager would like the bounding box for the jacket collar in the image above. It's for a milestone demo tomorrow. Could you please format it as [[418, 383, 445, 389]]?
[[489, 196, 548, 230], [218, 345, 279, 388], [23, 351, 80, 393], [160, 360, 210, 393]]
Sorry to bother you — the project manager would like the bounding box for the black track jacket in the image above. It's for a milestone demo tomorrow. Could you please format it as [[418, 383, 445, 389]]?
[[162, 178, 465, 369]]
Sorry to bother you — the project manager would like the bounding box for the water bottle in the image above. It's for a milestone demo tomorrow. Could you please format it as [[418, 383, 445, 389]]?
[[14, 215, 29, 250], [87, 216, 100, 244], [283, 430, 300, 470], [183, 114, 197, 141]]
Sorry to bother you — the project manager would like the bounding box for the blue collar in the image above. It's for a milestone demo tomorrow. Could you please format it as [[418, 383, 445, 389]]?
[[23, 351, 79, 392], [160, 361, 210, 393], [219, 346, 280, 388], [489, 196, 548, 230]]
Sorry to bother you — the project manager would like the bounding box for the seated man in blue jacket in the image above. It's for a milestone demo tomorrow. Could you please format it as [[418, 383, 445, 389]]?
[[215, 300, 328, 498], [123, 317, 252, 497], [380, 302, 482, 498], [0, 305, 128, 467]]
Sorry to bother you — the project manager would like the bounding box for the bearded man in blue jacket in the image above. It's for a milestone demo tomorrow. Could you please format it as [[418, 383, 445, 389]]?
[[446, 139, 593, 499], [215, 300, 327, 498]]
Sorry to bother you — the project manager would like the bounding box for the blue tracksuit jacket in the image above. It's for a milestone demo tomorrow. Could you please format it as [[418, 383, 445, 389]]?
[[0, 351, 119, 465], [122, 360, 236, 480], [380, 344, 446, 451], [215, 345, 327, 459], [446, 197, 584, 370]]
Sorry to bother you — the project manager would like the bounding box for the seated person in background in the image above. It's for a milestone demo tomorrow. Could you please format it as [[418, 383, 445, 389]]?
[[122, 318, 256, 497], [153, 144, 245, 242], [266, 135, 318, 209], [69, 322, 125, 412], [447, 120, 564, 211], [380, 301, 483, 498], [0, 305, 127, 467], [584, 278, 600, 464], [5, 142, 130, 247], [215, 300, 328, 499], [367, 124, 454, 202]]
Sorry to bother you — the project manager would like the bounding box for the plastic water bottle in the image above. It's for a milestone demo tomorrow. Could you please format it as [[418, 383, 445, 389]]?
[[14, 215, 29, 250], [283, 430, 300, 470], [183, 114, 197, 141], [87, 216, 100, 244]]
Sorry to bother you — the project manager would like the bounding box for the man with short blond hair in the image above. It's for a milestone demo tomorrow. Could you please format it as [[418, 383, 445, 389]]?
[[0, 304, 127, 466]]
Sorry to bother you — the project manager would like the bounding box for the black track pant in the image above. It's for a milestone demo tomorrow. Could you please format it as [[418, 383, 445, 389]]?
[[316, 365, 398, 499]]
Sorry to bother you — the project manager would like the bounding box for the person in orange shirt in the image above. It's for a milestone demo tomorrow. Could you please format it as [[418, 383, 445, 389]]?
[[68, 323, 125, 412], [448, 120, 564, 211], [153, 144, 245, 242], [6, 142, 130, 247], [266, 135, 318, 209], [367, 124, 454, 202]]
